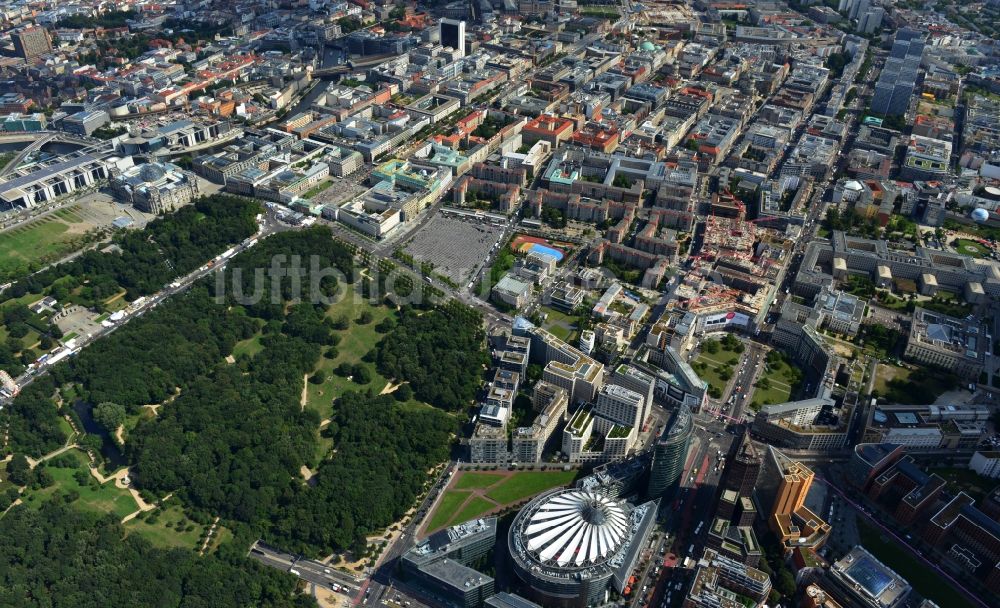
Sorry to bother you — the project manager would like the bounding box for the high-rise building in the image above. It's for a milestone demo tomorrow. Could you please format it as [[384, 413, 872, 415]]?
[[719, 431, 762, 499], [10, 25, 52, 60], [870, 29, 924, 117], [593, 384, 645, 430], [647, 406, 693, 499], [440, 18, 466, 58], [754, 446, 831, 549], [756, 446, 813, 523]]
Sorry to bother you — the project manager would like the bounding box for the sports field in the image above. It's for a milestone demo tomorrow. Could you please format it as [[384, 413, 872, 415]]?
[[425, 469, 577, 532], [510, 234, 571, 262]]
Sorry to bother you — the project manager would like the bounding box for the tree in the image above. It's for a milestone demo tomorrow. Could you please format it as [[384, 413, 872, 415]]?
[[5, 454, 31, 486], [310, 371, 327, 385], [357, 310, 373, 325], [376, 306, 487, 410], [92, 402, 126, 435], [394, 384, 413, 402], [703, 340, 720, 354], [352, 365, 372, 385]]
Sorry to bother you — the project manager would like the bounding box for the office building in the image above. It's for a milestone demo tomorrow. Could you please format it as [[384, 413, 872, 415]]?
[[511, 382, 567, 463], [970, 451, 1000, 479], [647, 406, 693, 499], [923, 492, 1000, 593], [401, 518, 498, 608], [847, 443, 905, 492], [440, 19, 466, 58], [0, 154, 123, 209], [867, 457, 946, 526], [754, 446, 830, 550], [824, 546, 912, 608], [685, 549, 772, 607], [10, 25, 51, 59], [904, 308, 988, 380], [508, 488, 659, 607], [871, 30, 924, 116], [723, 432, 762, 497], [593, 384, 645, 430], [610, 364, 655, 425], [62, 110, 110, 137], [514, 319, 604, 404], [485, 593, 542, 608]]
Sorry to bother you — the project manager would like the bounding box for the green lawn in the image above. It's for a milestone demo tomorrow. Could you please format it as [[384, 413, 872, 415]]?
[[304, 293, 397, 422], [125, 503, 205, 550], [484, 470, 577, 505], [751, 352, 803, 408], [303, 180, 334, 199], [953, 238, 990, 259], [232, 333, 264, 359], [875, 363, 956, 405], [453, 471, 506, 490], [539, 306, 579, 344], [692, 349, 741, 395], [752, 383, 792, 408], [21, 449, 138, 520], [0, 206, 86, 280], [858, 521, 976, 608], [452, 496, 496, 523], [426, 490, 471, 531]]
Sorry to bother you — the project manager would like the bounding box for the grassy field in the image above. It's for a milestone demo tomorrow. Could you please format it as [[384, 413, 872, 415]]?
[[21, 449, 138, 520], [0, 206, 87, 280], [858, 521, 976, 608], [539, 306, 579, 344], [692, 348, 741, 395], [125, 503, 205, 550], [484, 470, 577, 505], [874, 363, 955, 405], [453, 472, 506, 490], [753, 360, 799, 407], [426, 490, 471, 531], [453, 496, 496, 523], [427, 470, 577, 532], [232, 333, 265, 359], [953, 238, 990, 258], [303, 180, 334, 199], [304, 292, 397, 422]]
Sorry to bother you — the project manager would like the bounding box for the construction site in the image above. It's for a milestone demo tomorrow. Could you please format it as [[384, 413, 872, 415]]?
[[674, 196, 791, 319]]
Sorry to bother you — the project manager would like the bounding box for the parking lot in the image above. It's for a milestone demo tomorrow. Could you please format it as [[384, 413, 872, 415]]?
[[402, 215, 506, 285]]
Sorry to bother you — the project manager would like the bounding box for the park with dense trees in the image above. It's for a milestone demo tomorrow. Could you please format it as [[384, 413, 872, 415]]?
[[0, 502, 312, 608], [0, 223, 485, 594], [376, 305, 488, 411]]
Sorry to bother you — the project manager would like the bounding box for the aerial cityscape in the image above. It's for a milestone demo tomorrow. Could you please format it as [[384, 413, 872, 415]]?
[[0, 0, 999, 607]]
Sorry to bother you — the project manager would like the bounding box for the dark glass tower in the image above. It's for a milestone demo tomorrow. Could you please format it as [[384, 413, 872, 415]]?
[[646, 406, 693, 499]]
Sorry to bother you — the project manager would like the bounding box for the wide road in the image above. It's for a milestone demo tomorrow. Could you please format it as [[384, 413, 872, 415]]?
[[248, 542, 362, 594]]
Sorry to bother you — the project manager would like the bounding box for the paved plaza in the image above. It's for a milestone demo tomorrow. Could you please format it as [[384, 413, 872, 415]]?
[[402, 214, 506, 284]]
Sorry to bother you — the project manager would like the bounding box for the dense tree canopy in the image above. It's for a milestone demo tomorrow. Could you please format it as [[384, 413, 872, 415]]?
[[267, 392, 454, 553], [3, 225, 471, 590], [376, 306, 487, 410], [0, 502, 313, 608]]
